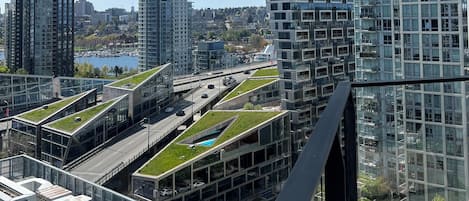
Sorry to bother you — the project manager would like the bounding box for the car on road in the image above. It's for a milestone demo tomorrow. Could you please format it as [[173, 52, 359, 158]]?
[[244, 70, 251, 74], [201, 93, 209, 98], [193, 181, 205, 188], [207, 84, 215, 89], [176, 110, 186, 116], [160, 188, 177, 196], [164, 107, 174, 113]]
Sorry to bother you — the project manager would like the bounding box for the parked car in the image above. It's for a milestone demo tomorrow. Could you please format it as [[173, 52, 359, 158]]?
[[201, 93, 209, 98], [160, 188, 177, 196], [176, 110, 186, 116], [193, 181, 205, 188], [164, 107, 174, 113], [207, 84, 215, 89]]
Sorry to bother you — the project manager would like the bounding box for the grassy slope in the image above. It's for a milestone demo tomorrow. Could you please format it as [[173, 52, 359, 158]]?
[[252, 68, 279, 77], [19, 95, 82, 123], [110, 67, 160, 89], [139, 111, 281, 176], [222, 79, 276, 101], [48, 100, 115, 133]]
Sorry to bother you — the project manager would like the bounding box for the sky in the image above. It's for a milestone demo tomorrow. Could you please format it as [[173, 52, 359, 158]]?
[[0, 0, 266, 13]]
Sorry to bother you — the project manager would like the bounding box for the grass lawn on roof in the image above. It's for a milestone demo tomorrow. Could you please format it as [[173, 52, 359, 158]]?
[[48, 100, 116, 133], [252, 68, 279, 77], [222, 79, 276, 102], [19, 95, 82, 123], [138, 111, 281, 176], [110, 67, 160, 89]]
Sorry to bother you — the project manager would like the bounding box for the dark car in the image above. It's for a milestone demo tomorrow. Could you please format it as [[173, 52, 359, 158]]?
[[244, 70, 251, 74], [207, 84, 215, 89], [201, 93, 209, 98], [176, 110, 186, 116]]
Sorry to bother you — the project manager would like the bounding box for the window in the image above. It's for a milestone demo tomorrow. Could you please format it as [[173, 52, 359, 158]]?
[[319, 11, 332, 21]]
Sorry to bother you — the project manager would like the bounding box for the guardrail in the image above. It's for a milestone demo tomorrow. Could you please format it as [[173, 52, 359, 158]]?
[[277, 76, 469, 201], [173, 62, 277, 86]]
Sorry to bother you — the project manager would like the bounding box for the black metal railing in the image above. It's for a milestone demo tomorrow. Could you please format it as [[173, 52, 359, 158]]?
[[277, 76, 469, 201]]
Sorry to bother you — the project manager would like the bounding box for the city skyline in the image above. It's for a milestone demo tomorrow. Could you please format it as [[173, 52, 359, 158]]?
[[0, 0, 266, 13]]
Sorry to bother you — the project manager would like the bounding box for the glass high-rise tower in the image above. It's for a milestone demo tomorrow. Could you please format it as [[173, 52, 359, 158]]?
[[355, 0, 469, 200], [138, 0, 193, 75], [4, 0, 74, 76]]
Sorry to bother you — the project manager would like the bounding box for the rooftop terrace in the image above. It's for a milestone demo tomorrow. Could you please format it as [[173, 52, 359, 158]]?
[[222, 78, 277, 102], [138, 110, 282, 177], [252, 68, 279, 77], [18, 92, 87, 124], [47, 99, 117, 134], [109, 67, 161, 89]]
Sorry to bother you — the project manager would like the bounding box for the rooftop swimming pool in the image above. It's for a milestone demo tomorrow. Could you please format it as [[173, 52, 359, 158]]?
[[197, 138, 217, 147]]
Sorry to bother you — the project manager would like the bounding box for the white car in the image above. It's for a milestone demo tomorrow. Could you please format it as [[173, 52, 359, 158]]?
[[164, 107, 174, 113], [193, 181, 205, 188], [160, 188, 177, 196]]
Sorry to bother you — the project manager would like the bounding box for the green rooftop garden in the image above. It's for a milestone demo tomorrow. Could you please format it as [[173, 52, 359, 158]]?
[[139, 111, 281, 176], [19, 94, 83, 123], [222, 79, 276, 102], [47, 100, 116, 133], [252, 68, 279, 77], [109, 67, 161, 89]]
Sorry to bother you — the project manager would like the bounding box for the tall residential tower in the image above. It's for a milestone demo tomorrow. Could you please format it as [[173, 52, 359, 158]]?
[[138, 0, 192, 75], [266, 0, 355, 161], [355, 0, 469, 200], [4, 0, 74, 76]]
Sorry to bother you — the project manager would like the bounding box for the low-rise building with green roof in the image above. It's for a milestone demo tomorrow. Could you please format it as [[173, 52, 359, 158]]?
[[252, 68, 279, 77], [40, 95, 130, 167], [215, 78, 280, 110], [104, 63, 173, 122], [10, 89, 98, 158], [132, 110, 291, 201]]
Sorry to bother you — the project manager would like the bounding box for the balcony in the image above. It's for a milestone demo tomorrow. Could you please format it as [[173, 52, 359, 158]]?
[[276, 76, 469, 201]]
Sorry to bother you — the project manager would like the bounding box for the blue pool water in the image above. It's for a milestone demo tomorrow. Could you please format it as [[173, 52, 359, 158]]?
[[197, 139, 216, 147]]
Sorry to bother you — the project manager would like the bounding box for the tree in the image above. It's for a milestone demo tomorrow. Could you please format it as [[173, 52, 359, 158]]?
[[0, 66, 10, 73], [15, 68, 28, 75], [254, 105, 263, 110], [113, 66, 123, 77], [243, 102, 254, 110], [359, 175, 391, 200], [75, 63, 94, 78], [432, 194, 445, 201], [101, 66, 110, 77], [249, 34, 268, 50]]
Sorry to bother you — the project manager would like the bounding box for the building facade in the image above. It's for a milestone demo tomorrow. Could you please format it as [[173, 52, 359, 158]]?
[[193, 41, 226, 73], [10, 90, 97, 159], [75, 0, 94, 17], [41, 95, 129, 167], [132, 111, 291, 201], [266, 0, 355, 161], [138, 0, 192, 75], [355, 0, 469, 200], [4, 0, 74, 76]]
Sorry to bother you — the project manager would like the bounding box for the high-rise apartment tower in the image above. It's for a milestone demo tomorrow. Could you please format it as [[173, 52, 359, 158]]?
[[138, 0, 192, 75], [4, 0, 74, 76]]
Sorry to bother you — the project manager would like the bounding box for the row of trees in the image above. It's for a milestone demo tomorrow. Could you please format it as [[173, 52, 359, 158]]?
[[0, 66, 29, 74], [74, 63, 137, 79]]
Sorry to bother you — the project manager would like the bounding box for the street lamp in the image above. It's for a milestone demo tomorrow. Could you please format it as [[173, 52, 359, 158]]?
[[143, 117, 150, 150]]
